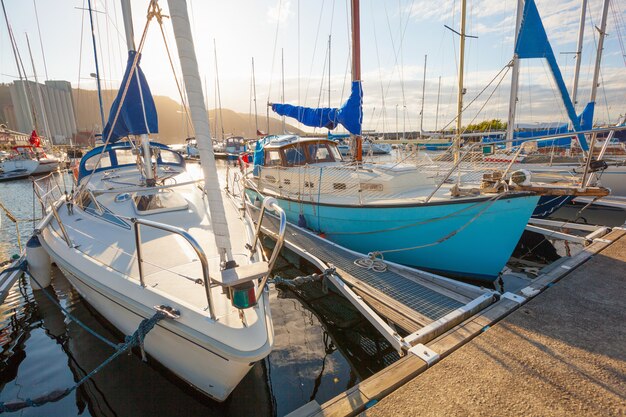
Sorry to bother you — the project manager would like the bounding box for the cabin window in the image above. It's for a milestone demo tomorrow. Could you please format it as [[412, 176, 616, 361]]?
[[329, 145, 343, 161], [265, 150, 283, 166], [283, 145, 307, 166], [115, 149, 136, 165], [84, 153, 112, 171], [307, 143, 333, 163], [160, 149, 183, 164], [333, 183, 346, 190]]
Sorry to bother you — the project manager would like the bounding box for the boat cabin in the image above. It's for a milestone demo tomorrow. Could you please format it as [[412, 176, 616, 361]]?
[[260, 135, 343, 167], [10, 145, 47, 160], [77, 141, 185, 183]]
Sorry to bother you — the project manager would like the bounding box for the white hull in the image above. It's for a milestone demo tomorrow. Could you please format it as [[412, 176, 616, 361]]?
[[41, 223, 272, 401], [2, 158, 60, 175]]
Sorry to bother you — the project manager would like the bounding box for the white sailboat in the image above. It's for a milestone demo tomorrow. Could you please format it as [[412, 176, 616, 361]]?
[[33, 0, 285, 402]]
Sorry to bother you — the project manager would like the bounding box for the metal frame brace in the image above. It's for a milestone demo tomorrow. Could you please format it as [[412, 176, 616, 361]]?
[[501, 292, 526, 305], [409, 343, 440, 366]]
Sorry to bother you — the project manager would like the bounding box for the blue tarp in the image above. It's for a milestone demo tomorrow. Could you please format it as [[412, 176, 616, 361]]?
[[515, 0, 589, 150], [271, 81, 363, 135], [102, 51, 158, 143]]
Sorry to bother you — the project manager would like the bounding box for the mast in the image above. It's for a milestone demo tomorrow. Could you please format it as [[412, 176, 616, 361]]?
[[328, 35, 331, 108], [214, 39, 225, 140], [252, 57, 259, 134], [571, 0, 587, 107], [435, 75, 441, 131], [26, 33, 51, 142], [32, 0, 49, 80], [1, 0, 35, 132], [119, 0, 154, 185], [281, 48, 286, 134], [590, 0, 610, 105], [88, 0, 106, 130], [454, 0, 468, 161], [506, 0, 524, 149], [420, 54, 427, 136], [351, 0, 362, 161], [168, 0, 233, 261]]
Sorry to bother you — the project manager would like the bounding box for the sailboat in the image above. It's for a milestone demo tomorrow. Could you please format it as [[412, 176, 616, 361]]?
[[242, 0, 547, 282], [33, 0, 285, 402], [0, 2, 61, 181]]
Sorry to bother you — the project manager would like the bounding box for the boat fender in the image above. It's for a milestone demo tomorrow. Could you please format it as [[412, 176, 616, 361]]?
[[509, 169, 532, 186], [25, 236, 51, 290], [298, 214, 307, 227]]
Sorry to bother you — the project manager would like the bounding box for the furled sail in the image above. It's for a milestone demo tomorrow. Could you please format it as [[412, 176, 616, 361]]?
[[515, 0, 588, 150], [271, 81, 363, 135], [102, 50, 158, 143]]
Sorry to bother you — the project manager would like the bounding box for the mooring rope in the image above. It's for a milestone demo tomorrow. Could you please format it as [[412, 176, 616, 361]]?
[[0, 269, 173, 414]]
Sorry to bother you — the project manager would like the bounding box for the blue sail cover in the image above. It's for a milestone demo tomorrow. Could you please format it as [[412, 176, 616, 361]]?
[[515, 0, 589, 151], [102, 51, 158, 142], [271, 81, 363, 135]]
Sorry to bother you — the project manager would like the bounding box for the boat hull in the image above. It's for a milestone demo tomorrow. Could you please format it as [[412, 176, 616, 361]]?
[[40, 227, 272, 402], [247, 190, 539, 281]]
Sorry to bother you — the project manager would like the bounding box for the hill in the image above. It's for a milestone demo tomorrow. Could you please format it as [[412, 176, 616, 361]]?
[[0, 84, 303, 143], [72, 88, 303, 144]]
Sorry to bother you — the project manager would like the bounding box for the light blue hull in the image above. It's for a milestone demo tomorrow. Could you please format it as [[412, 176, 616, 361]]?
[[247, 190, 539, 281]]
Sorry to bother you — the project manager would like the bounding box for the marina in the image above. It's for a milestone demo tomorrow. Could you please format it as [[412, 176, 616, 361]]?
[[1, 0, 625, 415]]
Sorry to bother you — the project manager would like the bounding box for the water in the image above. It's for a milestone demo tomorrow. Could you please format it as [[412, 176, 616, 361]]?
[[0, 166, 397, 416]]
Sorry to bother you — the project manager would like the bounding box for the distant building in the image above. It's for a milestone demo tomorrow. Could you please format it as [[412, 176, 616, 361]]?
[[5, 80, 77, 145]]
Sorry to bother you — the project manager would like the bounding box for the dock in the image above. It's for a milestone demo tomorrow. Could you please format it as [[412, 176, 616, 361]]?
[[281, 227, 625, 417], [251, 205, 497, 353]]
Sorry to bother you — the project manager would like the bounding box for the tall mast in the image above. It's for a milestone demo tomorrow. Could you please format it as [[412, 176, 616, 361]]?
[[88, 0, 106, 130], [120, 0, 154, 185], [571, 0, 587, 108], [420, 54, 427, 136], [32, 0, 49, 80], [351, 0, 362, 161], [590, 0, 610, 105], [252, 57, 259, 134], [328, 35, 331, 108], [26, 33, 51, 142], [454, 0, 467, 161], [506, 0, 524, 149], [1, 0, 35, 131], [435, 75, 441, 131], [214, 39, 225, 140], [282, 48, 286, 134], [168, 0, 233, 261]]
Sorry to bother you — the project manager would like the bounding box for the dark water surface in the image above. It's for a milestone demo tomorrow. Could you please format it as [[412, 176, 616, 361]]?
[[0, 169, 397, 416]]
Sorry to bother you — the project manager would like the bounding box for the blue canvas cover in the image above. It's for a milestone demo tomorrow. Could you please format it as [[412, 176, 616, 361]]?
[[102, 51, 158, 143], [271, 81, 363, 135], [515, 0, 588, 150]]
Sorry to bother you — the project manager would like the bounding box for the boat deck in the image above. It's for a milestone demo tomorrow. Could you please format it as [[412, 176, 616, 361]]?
[[252, 205, 494, 337]]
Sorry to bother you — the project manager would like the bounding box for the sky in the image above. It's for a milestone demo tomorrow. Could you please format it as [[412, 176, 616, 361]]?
[[1, 0, 625, 135]]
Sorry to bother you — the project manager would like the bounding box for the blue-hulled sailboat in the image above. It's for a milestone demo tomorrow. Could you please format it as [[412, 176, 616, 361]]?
[[244, 0, 546, 282]]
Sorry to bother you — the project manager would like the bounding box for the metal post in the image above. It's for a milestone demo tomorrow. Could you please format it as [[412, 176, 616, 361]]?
[[133, 221, 145, 286]]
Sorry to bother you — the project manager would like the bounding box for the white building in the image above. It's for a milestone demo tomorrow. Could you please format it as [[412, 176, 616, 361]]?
[[7, 80, 77, 145]]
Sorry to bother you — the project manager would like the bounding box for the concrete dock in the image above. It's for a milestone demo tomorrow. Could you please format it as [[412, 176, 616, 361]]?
[[361, 231, 626, 417]]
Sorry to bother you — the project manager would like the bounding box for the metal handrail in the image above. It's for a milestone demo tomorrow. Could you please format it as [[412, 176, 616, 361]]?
[[423, 126, 626, 203], [131, 217, 216, 320], [254, 197, 287, 300]]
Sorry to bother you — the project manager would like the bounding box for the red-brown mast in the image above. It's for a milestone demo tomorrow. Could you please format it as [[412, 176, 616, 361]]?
[[351, 0, 362, 161]]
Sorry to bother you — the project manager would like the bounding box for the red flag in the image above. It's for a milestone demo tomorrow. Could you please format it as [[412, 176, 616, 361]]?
[[29, 130, 41, 147]]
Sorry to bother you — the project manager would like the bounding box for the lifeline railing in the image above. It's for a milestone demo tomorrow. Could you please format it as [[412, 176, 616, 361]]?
[[130, 197, 287, 320], [251, 197, 287, 301]]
